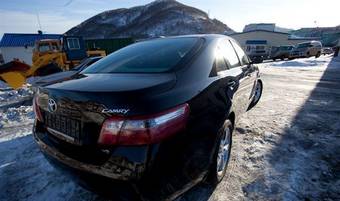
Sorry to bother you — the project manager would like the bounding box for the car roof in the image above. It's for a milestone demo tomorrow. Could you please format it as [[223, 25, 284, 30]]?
[[148, 34, 231, 42]]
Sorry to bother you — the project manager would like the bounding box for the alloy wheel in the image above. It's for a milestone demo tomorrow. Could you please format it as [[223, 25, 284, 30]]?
[[216, 129, 231, 177]]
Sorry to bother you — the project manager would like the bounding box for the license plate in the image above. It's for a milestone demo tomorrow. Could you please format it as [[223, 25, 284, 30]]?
[[44, 113, 81, 142]]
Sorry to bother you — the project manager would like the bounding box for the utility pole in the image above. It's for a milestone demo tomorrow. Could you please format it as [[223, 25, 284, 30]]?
[[36, 10, 42, 33]]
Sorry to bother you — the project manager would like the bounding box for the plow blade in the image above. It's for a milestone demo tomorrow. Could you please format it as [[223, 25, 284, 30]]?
[[0, 72, 27, 89], [0, 61, 31, 89]]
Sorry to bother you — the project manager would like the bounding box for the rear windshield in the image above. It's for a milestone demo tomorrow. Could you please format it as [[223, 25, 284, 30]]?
[[82, 38, 199, 73]]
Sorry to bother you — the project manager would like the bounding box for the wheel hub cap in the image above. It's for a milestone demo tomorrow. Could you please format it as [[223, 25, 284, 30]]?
[[217, 130, 230, 175]]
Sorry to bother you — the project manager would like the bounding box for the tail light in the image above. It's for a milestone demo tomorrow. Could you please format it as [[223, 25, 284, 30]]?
[[98, 104, 189, 146], [33, 95, 43, 122]]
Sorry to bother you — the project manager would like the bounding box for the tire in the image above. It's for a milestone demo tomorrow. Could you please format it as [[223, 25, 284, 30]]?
[[248, 80, 263, 110], [315, 52, 321, 58], [204, 120, 232, 185], [35, 63, 62, 76]]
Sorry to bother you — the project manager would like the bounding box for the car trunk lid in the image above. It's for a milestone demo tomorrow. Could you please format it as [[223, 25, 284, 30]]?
[[36, 73, 177, 146]]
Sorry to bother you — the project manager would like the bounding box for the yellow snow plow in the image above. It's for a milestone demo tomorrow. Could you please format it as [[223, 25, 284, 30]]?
[[0, 36, 105, 89]]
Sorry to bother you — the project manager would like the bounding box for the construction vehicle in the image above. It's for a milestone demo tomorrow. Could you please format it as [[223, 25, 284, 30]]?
[[0, 36, 106, 89]]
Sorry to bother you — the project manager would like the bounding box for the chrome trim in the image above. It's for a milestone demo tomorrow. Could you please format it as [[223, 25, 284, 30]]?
[[47, 127, 76, 144]]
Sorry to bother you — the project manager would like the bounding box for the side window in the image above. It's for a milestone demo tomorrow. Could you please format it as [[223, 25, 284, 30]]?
[[220, 40, 241, 68], [38, 43, 51, 52], [230, 40, 250, 65], [214, 45, 228, 73], [67, 38, 80, 50]]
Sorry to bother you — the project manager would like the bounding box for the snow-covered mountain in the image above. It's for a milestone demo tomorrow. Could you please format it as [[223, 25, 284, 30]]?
[[65, 0, 234, 38]]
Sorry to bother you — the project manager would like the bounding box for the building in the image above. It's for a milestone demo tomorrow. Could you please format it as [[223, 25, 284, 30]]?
[[243, 23, 292, 34], [230, 30, 319, 60], [230, 30, 317, 49], [0, 33, 62, 65]]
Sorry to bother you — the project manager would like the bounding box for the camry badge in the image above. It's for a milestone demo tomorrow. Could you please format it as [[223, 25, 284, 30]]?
[[102, 108, 129, 115], [48, 98, 57, 113]]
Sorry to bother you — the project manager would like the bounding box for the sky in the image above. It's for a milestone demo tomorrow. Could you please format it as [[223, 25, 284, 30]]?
[[0, 0, 339, 38]]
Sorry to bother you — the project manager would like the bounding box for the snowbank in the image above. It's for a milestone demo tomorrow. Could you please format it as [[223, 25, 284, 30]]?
[[265, 55, 338, 69], [0, 87, 33, 107], [0, 106, 34, 131]]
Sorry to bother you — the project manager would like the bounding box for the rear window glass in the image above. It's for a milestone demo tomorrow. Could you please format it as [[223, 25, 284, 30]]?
[[82, 38, 199, 73]]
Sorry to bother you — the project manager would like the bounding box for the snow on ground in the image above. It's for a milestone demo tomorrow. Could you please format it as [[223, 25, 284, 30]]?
[[0, 106, 34, 139], [266, 54, 336, 68], [0, 55, 340, 200], [0, 76, 37, 110], [0, 87, 33, 108]]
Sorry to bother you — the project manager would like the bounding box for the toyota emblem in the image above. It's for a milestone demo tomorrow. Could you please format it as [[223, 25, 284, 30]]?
[[48, 98, 57, 113]]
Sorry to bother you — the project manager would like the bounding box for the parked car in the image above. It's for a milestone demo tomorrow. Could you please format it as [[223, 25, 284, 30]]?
[[33, 35, 262, 199], [246, 45, 269, 63], [270, 45, 294, 61], [290, 41, 322, 59], [31, 56, 103, 87], [321, 47, 334, 55]]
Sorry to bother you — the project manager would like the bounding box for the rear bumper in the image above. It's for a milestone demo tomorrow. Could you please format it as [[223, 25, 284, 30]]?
[[42, 152, 141, 199], [33, 121, 149, 181], [290, 51, 306, 58], [33, 119, 213, 199]]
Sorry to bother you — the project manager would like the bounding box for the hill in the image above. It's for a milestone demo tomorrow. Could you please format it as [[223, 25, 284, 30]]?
[[66, 0, 234, 38]]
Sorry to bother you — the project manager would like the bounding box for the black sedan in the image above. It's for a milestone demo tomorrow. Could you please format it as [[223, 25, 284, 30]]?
[[33, 35, 262, 200]]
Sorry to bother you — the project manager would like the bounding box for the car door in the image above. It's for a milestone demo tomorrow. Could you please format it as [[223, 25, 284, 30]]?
[[229, 39, 257, 105], [62, 36, 87, 61], [216, 39, 252, 116]]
